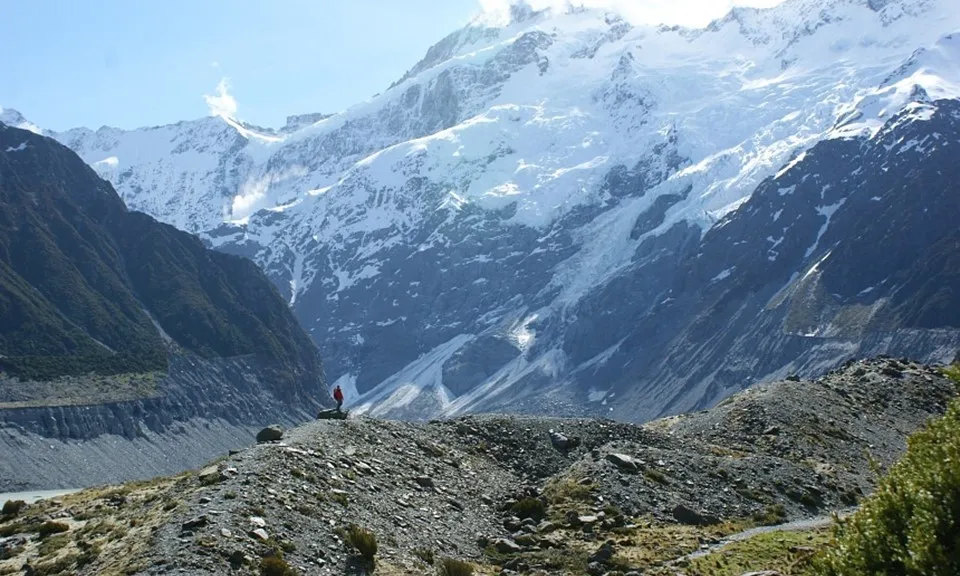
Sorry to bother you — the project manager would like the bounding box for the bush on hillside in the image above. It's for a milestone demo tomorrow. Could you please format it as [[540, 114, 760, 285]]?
[[439, 557, 474, 576], [260, 554, 298, 576], [346, 525, 378, 561], [510, 497, 546, 521], [1, 500, 26, 518], [814, 397, 960, 576]]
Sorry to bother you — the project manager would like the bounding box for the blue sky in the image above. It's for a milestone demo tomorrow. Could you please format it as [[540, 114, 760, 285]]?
[[1, 0, 481, 131], [1, 0, 783, 131]]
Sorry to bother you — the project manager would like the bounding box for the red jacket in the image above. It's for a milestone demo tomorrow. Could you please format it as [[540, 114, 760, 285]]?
[[333, 387, 344, 402]]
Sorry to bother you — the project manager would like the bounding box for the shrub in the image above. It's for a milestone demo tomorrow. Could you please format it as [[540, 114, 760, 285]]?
[[943, 363, 960, 388], [644, 469, 669, 485], [439, 557, 474, 576], [413, 548, 435, 565], [1, 500, 26, 518], [35, 521, 70, 537], [510, 497, 546, 521], [543, 477, 594, 504], [752, 504, 787, 526], [814, 398, 960, 576], [346, 525, 378, 560], [260, 555, 298, 576]]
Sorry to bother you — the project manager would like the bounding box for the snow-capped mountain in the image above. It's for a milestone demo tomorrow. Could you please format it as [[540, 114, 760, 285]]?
[[15, 0, 960, 421]]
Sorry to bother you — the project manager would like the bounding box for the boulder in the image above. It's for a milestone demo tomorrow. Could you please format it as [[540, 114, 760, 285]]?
[[578, 515, 599, 526], [548, 430, 581, 452], [180, 515, 209, 533], [250, 528, 270, 541], [672, 504, 720, 526], [537, 521, 557, 533], [414, 476, 435, 488], [256, 425, 284, 443], [588, 540, 616, 564], [606, 453, 639, 473], [317, 408, 348, 420], [198, 465, 224, 485], [494, 538, 523, 554]]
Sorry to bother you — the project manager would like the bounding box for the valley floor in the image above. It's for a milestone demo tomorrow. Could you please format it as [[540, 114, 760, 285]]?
[[0, 357, 955, 575]]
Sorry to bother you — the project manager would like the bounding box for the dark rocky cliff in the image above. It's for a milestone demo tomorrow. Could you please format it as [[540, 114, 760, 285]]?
[[0, 123, 329, 489]]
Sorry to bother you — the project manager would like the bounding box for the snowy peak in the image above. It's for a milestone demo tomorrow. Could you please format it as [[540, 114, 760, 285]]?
[[32, 0, 960, 423], [0, 107, 42, 134]]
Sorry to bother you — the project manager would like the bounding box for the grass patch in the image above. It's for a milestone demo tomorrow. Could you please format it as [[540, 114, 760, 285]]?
[[31, 553, 83, 576], [35, 521, 70, 538], [684, 528, 829, 576], [37, 534, 71, 557], [645, 469, 670, 485], [438, 557, 474, 576], [942, 363, 960, 389], [543, 477, 594, 505]]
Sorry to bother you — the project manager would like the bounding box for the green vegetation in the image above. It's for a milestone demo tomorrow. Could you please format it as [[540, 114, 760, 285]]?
[[346, 525, 378, 561], [684, 528, 830, 576], [37, 534, 71, 557], [645, 468, 669, 485], [413, 548, 435, 565], [0, 500, 25, 518], [814, 397, 960, 576], [0, 131, 322, 389], [752, 504, 788, 526], [543, 476, 594, 505], [942, 363, 960, 388], [510, 497, 547, 521], [438, 557, 474, 576], [259, 554, 298, 576]]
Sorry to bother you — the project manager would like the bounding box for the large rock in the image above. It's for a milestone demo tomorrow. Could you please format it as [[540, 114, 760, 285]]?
[[256, 425, 284, 443], [672, 504, 720, 526], [588, 540, 616, 564], [493, 538, 523, 554], [606, 453, 639, 473], [317, 408, 348, 420]]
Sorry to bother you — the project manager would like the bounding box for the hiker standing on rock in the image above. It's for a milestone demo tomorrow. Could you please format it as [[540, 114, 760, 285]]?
[[333, 385, 344, 411]]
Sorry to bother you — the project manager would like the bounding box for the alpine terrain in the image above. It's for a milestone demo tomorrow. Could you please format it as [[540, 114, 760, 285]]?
[[10, 0, 960, 420], [0, 124, 328, 491], [0, 358, 956, 575]]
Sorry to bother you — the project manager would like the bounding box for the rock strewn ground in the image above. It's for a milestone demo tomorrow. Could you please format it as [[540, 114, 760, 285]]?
[[0, 357, 955, 575]]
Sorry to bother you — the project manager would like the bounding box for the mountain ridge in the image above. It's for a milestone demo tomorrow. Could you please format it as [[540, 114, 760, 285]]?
[[0, 123, 329, 490], [8, 0, 960, 421]]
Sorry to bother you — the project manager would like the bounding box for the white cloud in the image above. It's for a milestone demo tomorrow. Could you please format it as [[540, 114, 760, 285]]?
[[477, 0, 787, 28], [203, 77, 238, 119]]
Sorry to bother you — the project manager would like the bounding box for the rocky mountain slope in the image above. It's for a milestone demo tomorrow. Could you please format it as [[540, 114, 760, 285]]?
[[0, 357, 954, 575], [11, 0, 960, 421], [0, 125, 328, 491]]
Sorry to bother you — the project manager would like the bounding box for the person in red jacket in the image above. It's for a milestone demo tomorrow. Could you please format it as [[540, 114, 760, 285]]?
[[333, 385, 344, 411]]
